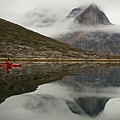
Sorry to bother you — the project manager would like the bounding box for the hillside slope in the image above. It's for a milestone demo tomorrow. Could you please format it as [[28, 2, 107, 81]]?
[[0, 18, 119, 59], [0, 18, 84, 59]]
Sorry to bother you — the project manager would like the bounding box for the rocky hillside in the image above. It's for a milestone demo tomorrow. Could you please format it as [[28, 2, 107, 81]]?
[[1, 18, 117, 59], [0, 18, 85, 59], [56, 31, 120, 55], [55, 4, 120, 55]]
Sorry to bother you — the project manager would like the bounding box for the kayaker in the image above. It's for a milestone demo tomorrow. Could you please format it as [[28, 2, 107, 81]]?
[[6, 58, 11, 74]]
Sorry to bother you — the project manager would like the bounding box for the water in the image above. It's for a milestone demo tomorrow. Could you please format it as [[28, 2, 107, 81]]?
[[0, 63, 120, 120]]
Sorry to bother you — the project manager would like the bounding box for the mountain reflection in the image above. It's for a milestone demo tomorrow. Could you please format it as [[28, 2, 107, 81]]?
[[74, 97, 109, 117], [0, 63, 120, 118]]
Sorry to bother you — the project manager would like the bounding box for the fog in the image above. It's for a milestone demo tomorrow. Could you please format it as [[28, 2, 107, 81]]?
[[1, 0, 120, 37], [0, 83, 120, 120], [1, 0, 120, 25]]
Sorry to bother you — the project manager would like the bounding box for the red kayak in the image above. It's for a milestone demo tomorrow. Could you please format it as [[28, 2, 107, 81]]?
[[0, 63, 22, 73], [0, 64, 5, 68], [11, 63, 22, 68], [0, 63, 22, 71], [0, 63, 22, 68]]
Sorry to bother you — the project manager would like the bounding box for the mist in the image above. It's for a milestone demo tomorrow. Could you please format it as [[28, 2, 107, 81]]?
[[0, 82, 120, 120], [1, 0, 120, 37]]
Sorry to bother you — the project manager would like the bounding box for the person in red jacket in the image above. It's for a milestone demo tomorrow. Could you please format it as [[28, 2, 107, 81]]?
[[6, 58, 12, 74]]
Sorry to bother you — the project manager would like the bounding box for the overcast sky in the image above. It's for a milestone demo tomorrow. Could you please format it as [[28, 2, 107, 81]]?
[[1, 0, 120, 36], [0, 0, 120, 24]]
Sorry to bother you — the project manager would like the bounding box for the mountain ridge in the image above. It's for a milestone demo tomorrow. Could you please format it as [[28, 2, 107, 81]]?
[[55, 4, 120, 55], [74, 4, 111, 26], [1, 18, 118, 60]]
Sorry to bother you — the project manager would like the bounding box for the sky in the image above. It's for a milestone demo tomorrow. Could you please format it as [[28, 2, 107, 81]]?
[[1, 0, 120, 36]]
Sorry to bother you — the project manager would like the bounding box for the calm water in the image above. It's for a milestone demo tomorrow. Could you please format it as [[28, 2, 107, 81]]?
[[0, 63, 120, 120]]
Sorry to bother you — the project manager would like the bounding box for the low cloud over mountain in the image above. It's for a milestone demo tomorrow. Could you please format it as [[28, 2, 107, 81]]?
[[22, 8, 60, 27], [54, 4, 120, 55]]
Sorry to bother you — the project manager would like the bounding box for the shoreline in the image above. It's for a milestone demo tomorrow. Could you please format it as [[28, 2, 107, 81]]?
[[1, 58, 120, 63]]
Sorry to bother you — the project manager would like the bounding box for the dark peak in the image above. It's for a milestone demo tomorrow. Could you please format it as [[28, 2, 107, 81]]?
[[66, 4, 101, 19], [86, 4, 103, 12], [67, 7, 81, 18], [88, 4, 99, 8], [74, 3, 112, 26], [75, 97, 109, 117], [67, 7, 84, 18]]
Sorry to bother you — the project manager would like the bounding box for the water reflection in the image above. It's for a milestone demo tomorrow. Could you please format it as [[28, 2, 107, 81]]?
[[0, 63, 120, 120]]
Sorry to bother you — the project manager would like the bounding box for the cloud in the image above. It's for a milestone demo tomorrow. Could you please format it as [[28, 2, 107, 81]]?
[[0, 0, 120, 36], [1, 0, 120, 24]]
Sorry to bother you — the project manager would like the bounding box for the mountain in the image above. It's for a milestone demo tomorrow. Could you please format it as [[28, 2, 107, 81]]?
[[56, 31, 120, 55], [55, 4, 120, 55], [1, 18, 117, 59], [62, 4, 111, 26], [74, 97, 109, 117], [74, 4, 111, 26], [65, 6, 85, 19]]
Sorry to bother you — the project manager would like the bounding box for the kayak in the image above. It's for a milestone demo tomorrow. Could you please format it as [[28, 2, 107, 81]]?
[[11, 64, 22, 68], [0, 64, 5, 68], [0, 63, 22, 68], [0, 63, 22, 73]]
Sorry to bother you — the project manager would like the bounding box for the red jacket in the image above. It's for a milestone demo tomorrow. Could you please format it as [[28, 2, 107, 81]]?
[[6, 60, 11, 72]]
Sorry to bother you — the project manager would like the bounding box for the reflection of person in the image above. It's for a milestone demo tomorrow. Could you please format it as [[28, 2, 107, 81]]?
[[6, 58, 11, 74]]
